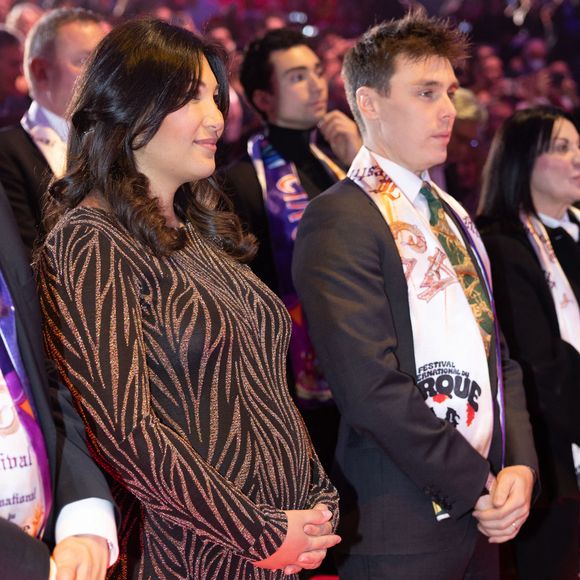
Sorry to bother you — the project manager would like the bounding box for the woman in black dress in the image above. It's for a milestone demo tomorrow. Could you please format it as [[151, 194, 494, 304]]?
[[37, 19, 339, 579]]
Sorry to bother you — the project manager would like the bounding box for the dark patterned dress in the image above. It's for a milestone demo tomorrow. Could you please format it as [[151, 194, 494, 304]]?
[[37, 207, 338, 579]]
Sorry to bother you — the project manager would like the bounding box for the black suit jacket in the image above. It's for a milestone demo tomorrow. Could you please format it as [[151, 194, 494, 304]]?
[[0, 125, 52, 256], [0, 183, 113, 579], [478, 215, 580, 501], [292, 178, 538, 557]]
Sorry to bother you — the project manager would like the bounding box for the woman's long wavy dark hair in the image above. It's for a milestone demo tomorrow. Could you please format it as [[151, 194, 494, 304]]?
[[45, 18, 256, 261]]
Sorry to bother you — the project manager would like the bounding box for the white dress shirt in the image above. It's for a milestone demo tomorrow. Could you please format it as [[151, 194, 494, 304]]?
[[539, 211, 580, 242]]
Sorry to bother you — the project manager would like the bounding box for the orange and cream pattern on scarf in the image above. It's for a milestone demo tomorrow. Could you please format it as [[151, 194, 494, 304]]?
[[521, 209, 580, 479], [348, 146, 494, 459], [521, 210, 580, 353]]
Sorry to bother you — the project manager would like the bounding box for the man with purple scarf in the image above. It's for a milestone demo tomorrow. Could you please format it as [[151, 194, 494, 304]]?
[[221, 28, 361, 480], [0, 180, 117, 579]]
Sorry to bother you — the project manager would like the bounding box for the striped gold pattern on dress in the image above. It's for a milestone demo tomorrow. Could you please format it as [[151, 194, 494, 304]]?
[[38, 207, 338, 579]]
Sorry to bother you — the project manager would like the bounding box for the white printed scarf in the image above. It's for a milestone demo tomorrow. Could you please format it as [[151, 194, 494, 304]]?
[[521, 210, 580, 353], [521, 209, 580, 477], [349, 147, 500, 460]]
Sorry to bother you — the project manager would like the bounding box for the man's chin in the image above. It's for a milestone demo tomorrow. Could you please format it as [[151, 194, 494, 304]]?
[[431, 153, 448, 168], [314, 111, 328, 124], [304, 113, 325, 130]]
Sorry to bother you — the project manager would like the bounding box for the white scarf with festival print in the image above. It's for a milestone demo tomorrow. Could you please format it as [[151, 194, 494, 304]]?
[[521, 209, 580, 477], [348, 147, 495, 459], [521, 210, 580, 353]]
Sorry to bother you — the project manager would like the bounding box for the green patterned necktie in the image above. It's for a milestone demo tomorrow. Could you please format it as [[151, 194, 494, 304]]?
[[420, 182, 494, 356]]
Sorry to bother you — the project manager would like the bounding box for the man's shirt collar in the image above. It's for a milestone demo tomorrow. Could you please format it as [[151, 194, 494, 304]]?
[[366, 146, 431, 205]]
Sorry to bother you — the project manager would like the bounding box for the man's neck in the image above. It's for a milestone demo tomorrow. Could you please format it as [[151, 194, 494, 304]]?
[[267, 122, 316, 135], [266, 123, 315, 155]]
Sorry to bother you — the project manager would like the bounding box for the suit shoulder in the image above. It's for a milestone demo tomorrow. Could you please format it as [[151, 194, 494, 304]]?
[[298, 178, 390, 253], [219, 153, 262, 208], [222, 151, 253, 175], [483, 230, 534, 263], [0, 187, 32, 266], [302, 178, 377, 227], [0, 125, 33, 148], [219, 153, 255, 190], [478, 217, 528, 253], [478, 220, 544, 289], [306, 178, 369, 210], [0, 124, 26, 137], [0, 125, 45, 168]]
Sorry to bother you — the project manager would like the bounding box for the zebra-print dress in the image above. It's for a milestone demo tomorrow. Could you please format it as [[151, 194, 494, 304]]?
[[38, 207, 338, 579]]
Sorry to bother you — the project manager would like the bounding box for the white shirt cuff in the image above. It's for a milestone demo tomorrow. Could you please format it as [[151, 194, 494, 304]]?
[[55, 498, 119, 567]]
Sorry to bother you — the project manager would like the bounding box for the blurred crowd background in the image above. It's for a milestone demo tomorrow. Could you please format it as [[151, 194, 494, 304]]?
[[2, 0, 580, 214]]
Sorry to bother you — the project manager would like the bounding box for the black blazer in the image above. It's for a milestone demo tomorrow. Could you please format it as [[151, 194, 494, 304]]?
[[0, 125, 52, 256], [292, 178, 538, 556], [0, 183, 113, 579], [479, 215, 580, 501]]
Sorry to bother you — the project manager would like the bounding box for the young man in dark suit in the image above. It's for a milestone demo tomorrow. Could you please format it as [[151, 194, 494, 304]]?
[[0, 181, 117, 579], [293, 12, 539, 579]]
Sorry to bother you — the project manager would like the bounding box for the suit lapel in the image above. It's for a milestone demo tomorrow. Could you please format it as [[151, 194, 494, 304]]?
[[345, 178, 418, 380]]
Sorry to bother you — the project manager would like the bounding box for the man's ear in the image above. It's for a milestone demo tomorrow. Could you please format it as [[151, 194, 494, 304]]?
[[252, 89, 275, 118], [356, 86, 380, 121], [29, 57, 50, 88]]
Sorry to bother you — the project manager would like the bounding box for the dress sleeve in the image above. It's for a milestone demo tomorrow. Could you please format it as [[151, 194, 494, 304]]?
[[37, 222, 287, 561], [287, 408, 339, 529], [306, 443, 339, 531]]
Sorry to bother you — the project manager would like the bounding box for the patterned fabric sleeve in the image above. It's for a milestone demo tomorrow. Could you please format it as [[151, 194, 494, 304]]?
[[37, 222, 287, 562], [306, 443, 340, 532], [287, 409, 339, 530]]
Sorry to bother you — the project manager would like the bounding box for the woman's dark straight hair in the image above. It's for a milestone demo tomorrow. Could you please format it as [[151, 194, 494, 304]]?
[[45, 18, 256, 260], [479, 106, 575, 222]]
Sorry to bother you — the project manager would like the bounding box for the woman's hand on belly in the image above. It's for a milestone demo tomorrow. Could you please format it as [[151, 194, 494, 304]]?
[[253, 505, 341, 574]]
